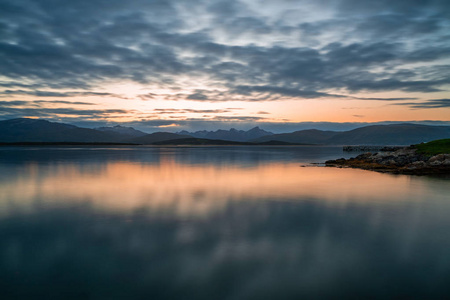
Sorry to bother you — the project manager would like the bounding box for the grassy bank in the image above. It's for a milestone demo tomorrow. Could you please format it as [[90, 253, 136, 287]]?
[[413, 139, 450, 156]]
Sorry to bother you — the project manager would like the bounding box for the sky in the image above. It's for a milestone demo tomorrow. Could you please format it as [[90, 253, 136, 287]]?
[[0, 0, 449, 132]]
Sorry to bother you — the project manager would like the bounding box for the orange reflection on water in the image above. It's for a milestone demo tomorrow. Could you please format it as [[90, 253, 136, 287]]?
[[0, 159, 437, 216]]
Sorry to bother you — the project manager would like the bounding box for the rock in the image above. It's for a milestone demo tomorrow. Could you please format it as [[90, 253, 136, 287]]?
[[384, 159, 396, 165], [326, 147, 450, 175], [380, 146, 404, 152], [373, 152, 391, 159], [356, 153, 373, 159], [408, 161, 426, 169], [429, 154, 449, 163]]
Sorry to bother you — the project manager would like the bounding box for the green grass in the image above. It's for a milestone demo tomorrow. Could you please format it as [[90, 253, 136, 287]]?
[[414, 139, 450, 156]]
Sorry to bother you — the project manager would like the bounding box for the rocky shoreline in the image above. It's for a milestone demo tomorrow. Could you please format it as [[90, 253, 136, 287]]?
[[342, 145, 404, 152], [326, 147, 450, 175]]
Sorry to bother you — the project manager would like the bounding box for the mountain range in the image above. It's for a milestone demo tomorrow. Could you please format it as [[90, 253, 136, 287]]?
[[0, 118, 119, 143], [96, 125, 147, 138], [252, 124, 450, 145], [177, 127, 273, 142], [0, 118, 449, 145]]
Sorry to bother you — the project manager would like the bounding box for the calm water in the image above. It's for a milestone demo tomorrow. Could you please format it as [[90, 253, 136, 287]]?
[[1, 146, 449, 299]]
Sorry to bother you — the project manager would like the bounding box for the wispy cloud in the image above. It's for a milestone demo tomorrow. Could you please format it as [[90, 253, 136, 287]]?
[[391, 99, 450, 109], [153, 108, 239, 114], [0, 90, 127, 99], [0, 0, 448, 103], [0, 100, 96, 107], [0, 0, 449, 127]]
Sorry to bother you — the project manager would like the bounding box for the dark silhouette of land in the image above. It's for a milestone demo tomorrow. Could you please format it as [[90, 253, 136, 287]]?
[[178, 127, 273, 142], [326, 139, 450, 175], [253, 124, 450, 145], [1, 118, 449, 146]]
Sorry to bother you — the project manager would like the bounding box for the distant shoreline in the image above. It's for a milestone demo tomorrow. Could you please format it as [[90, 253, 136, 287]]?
[[0, 140, 314, 146], [0, 142, 141, 146]]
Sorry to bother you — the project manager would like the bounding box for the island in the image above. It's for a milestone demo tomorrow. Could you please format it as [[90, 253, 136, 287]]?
[[325, 139, 450, 175]]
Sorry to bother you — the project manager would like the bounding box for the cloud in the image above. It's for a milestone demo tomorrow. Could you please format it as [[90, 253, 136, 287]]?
[[138, 93, 158, 100], [210, 116, 267, 122], [353, 97, 418, 101], [231, 85, 347, 100], [0, 0, 449, 107], [0, 106, 133, 119], [0, 100, 96, 107], [153, 108, 236, 114], [33, 100, 97, 106], [0, 100, 29, 107], [391, 99, 450, 109], [0, 90, 127, 98], [186, 92, 209, 100]]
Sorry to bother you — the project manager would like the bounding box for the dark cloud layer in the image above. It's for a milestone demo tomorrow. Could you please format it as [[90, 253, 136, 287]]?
[[0, 99, 132, 119], [392, 99, 450, 109], [0, 90, 127, 98], [0, 100, 95, 106], [0, 0, 449, 122]]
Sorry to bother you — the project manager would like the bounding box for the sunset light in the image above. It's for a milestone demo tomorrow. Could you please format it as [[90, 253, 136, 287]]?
[[1, 1, 450, 298], [0, 0, 449, 132]]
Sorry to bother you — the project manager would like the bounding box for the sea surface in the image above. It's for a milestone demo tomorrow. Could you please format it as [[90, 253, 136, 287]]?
[[0, 146, 449, 299]]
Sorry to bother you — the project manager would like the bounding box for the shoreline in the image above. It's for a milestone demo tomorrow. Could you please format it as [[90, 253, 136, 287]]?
[[325, 146, 450, 175], [0, 141, 317, 147]]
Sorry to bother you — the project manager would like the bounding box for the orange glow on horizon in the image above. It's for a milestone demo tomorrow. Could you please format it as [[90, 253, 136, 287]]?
[[2, 83, 449, 125], [0, 159, 434, 217]]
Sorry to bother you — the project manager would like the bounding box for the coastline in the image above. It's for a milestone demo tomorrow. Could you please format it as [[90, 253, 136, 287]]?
[[325, 146, 450, 175]]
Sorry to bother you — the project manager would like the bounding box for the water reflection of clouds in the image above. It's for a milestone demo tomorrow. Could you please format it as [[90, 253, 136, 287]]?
[[1, 148, 450, 299], [0, 160, 439, 216], [1, 199, 449, 299]]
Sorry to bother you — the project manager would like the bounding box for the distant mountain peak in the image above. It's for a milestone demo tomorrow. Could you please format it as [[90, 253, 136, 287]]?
[[176, 127, 273, 142], [248, 126, 265, 132], [96, 125, 147, 137], [6, 118, 55, 125]]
